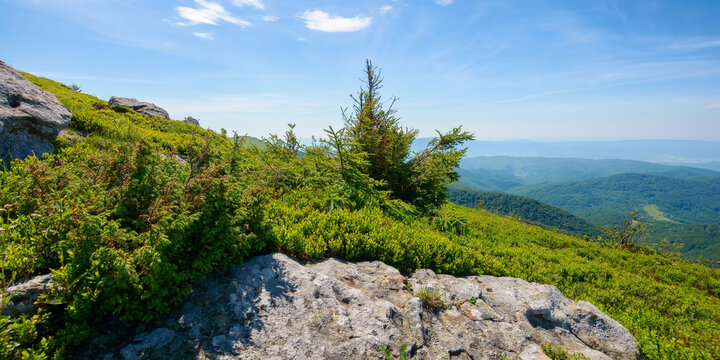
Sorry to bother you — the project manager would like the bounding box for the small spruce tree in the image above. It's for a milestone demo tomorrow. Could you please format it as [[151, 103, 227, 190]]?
[[342, 60, 474, 213]]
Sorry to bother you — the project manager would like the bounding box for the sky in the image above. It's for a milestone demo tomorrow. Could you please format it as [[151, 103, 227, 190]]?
[[1, 0, 719, 140]]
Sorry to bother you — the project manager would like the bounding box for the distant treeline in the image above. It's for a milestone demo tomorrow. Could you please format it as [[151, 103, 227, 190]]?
[[447, 186, 600, 237]]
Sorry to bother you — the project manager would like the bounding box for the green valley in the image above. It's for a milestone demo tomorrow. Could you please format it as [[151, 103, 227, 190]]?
[[447, 185, 601, 236]]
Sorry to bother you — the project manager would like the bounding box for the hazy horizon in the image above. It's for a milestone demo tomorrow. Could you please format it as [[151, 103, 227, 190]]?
[[1, 0, 719, 140]]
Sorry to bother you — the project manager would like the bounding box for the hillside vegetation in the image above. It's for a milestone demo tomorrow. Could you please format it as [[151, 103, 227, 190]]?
[[0, 71, 719, 359], [511, 173, 720, 225], [447, 185, 600, 236]]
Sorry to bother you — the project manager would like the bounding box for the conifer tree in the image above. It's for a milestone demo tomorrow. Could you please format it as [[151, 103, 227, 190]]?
[[342, 60, 474, 212]]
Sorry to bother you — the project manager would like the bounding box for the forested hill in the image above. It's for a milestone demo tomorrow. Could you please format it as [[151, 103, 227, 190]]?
[[448, 186, 600, 236], [510, 173, 720, 225], [457, 156, 720, 191]]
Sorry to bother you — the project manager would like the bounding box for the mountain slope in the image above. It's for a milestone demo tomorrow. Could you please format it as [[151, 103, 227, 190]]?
[[447, 185, 600, 236], [459, 156, 720, 188], [510, 173, 720, 225]]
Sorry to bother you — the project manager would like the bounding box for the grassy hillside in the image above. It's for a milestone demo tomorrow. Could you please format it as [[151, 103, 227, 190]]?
[[447, 185, 600, 236], [0, 73, 719, 359], [511, 173, 720, 225], [509, 173, 720, 265], [459, 156, 720, 189], [455, 168, 524, 191]]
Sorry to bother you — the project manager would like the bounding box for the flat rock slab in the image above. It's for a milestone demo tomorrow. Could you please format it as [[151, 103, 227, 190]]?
[[0, 61, 71, 165], [109, 96, 169, 119], [77, 254, 638, 360]]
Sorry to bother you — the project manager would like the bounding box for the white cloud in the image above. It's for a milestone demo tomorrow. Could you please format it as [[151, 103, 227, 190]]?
[[300, 10, 371, 32], [298, 37, 307, 42], [261, 15, 278, 22], [379, 5, 393, 16], [192, 32, 214, 40], [232, 0, 264, 10], [436, 0, 454, 5], [176, 0, 250, 27]]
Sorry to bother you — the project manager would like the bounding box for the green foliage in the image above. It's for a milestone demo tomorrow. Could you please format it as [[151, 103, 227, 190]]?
[[417, 285, 445, 310], [448, 185, 600, 236], [511, 173, 720, 225], [382, 343, 411, 360], [600, 211, 651, 248], [342, 60, 474, 213], [0, 73, 271, 357], [541, 343, 590, 360]]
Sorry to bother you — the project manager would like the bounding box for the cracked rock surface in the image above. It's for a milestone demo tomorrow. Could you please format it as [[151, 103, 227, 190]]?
[[0, 61, 71, 165], [77, 253, 638, 360]]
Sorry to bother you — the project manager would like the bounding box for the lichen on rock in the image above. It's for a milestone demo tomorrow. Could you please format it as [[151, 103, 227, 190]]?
[[76, 253, 638, 360]]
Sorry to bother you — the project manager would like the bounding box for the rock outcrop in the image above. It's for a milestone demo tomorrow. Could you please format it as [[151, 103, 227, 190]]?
[[109, 96, 169, 119], [1, 274, 54, 317], [184, 116, 200, 126], [78, 254, 638, 360], [0, 61, 72, 166]]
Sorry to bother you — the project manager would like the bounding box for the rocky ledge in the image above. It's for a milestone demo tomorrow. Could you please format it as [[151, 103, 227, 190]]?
[[108, 96, 169, 119], [78, 253, 637, 360]]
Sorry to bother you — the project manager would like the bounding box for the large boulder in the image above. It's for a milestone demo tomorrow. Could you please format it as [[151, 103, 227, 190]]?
[[1, 274, 54, 317], [109, 96, 169, 119], [0, 61, 72, 166], [76, 254, 638, 360]]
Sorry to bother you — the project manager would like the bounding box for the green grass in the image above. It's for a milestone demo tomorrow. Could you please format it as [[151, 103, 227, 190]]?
[[643, 204, 678, 223]]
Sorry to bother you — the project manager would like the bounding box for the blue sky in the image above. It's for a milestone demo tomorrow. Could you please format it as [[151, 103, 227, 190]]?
[[1, 0, 719, 140]]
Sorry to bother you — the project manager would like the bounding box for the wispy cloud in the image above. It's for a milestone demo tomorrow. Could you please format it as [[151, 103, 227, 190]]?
[[157, 93, 323, 113], [31, 72, 169, 85], [670, 39, 720, 51], [436, 0, 454, 5], [192, 32, 214, 40], [489, 88, 586, 105], [379, 5, 393, 16], [176, 0, 250, 27], [708, 102, 720, 109], [232, 0, 264, 10], [300, 10, 371, 32], [261, 15, 278, 22]]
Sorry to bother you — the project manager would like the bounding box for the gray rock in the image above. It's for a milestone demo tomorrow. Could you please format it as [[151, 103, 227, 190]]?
[[78, 254, 638, 359], [109, 96, 169, 119], [119, 328, 176, 360], [0, 61, 72, 166], [1, 274, 54, 316], [183, 116, 199, 126]]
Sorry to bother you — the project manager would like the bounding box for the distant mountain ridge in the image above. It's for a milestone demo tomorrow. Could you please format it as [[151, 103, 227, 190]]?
[[458, 156, 720, 191], [509, 173, 720, 225], [412, 139, 720, 170]]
